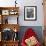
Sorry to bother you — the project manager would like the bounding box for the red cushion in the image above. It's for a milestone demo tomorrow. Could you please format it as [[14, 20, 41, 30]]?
[[21, 28, 41, 46]]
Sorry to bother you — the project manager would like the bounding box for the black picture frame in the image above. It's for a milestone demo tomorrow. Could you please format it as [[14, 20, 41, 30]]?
[[24, 6, 37, 21]]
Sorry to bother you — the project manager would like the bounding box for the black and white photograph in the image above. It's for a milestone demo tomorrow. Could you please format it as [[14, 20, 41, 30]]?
[[24, 6, 37, 21]]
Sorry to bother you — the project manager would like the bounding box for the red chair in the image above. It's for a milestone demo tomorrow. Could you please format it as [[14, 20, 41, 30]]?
[[21, 28, 41, 46]]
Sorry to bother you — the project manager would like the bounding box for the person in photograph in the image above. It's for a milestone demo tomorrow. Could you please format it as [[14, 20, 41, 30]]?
[[27, 8, 34, 18]]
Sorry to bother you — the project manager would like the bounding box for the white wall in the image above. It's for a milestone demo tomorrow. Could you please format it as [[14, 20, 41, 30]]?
[[0, 0, 44, 26], [19, 0, 44, 26]]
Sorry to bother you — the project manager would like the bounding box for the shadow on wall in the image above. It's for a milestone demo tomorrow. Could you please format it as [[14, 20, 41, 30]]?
[[18, 26, 43, 44]]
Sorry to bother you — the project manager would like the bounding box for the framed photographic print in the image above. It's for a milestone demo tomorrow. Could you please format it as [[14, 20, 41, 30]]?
[[24, 6, 37, 21], [2, 10, 9, 15]]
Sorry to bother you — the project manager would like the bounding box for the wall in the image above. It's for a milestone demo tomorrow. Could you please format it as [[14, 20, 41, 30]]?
[[0, 0, 44, 26], [19, 0, 44, 26]]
